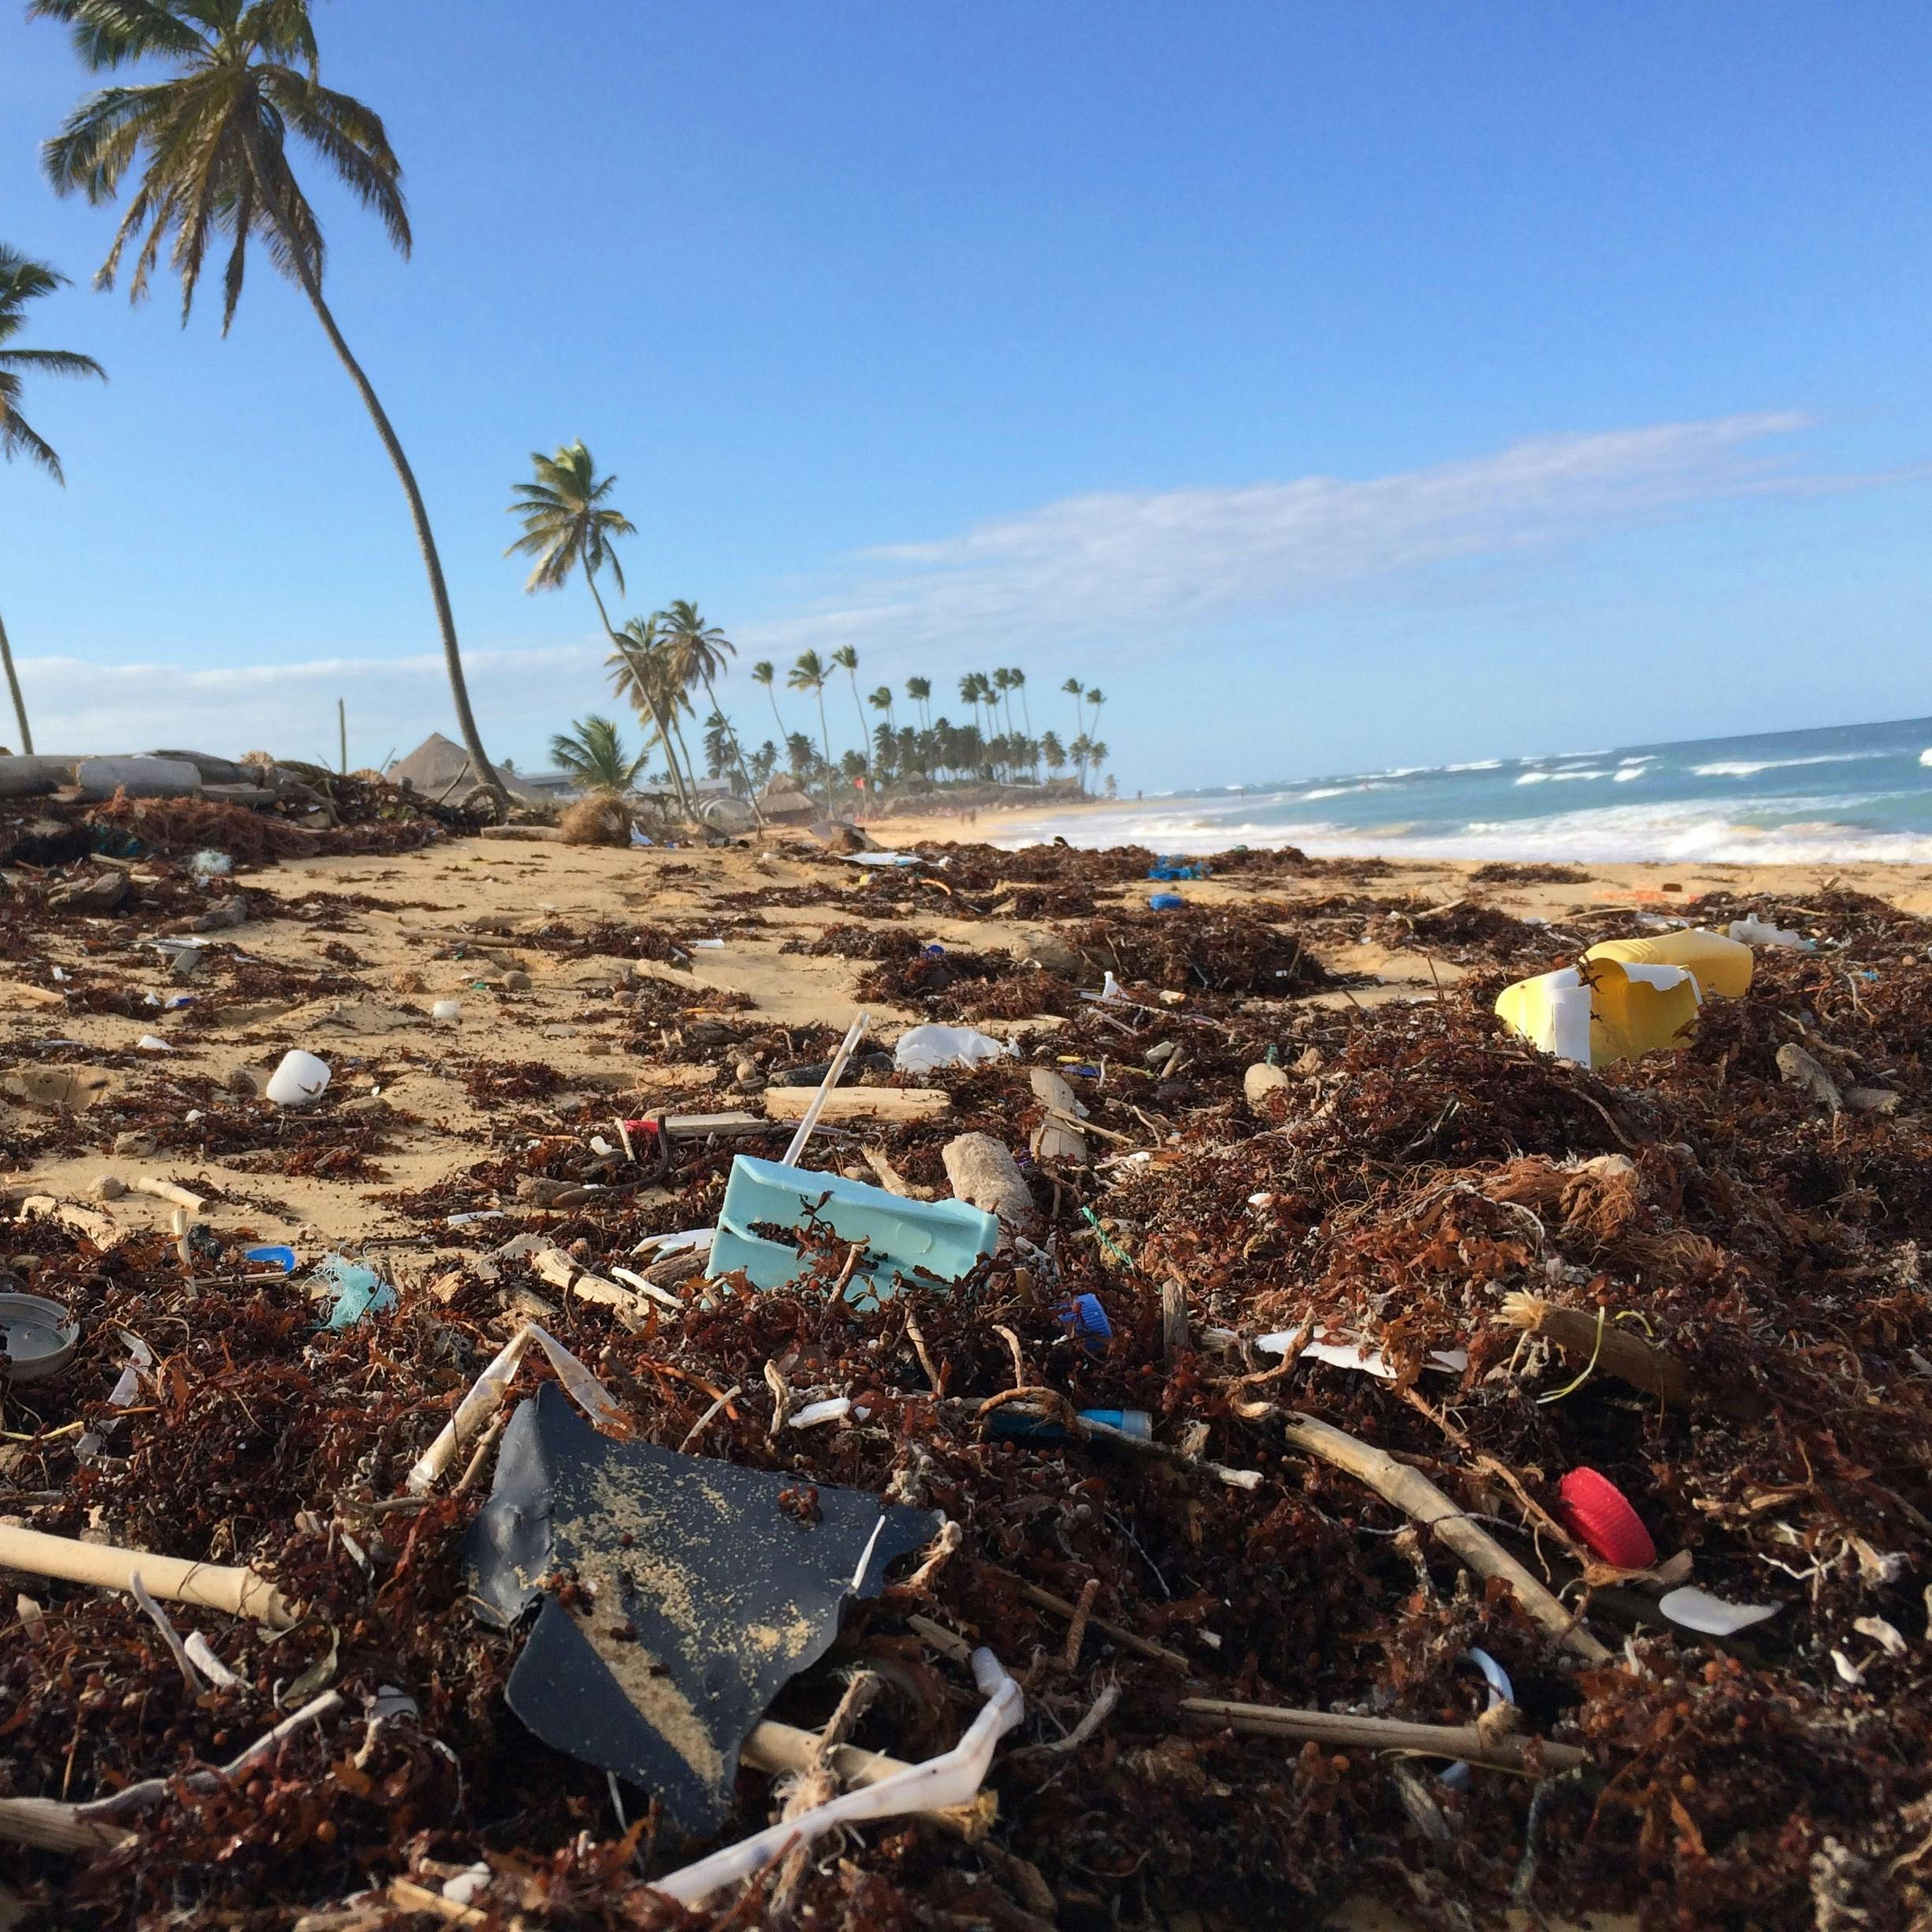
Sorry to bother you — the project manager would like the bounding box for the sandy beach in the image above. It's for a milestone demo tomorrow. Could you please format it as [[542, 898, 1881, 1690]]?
[[5, 807, 1931, 1927], [9, 829, 1930, 1252]]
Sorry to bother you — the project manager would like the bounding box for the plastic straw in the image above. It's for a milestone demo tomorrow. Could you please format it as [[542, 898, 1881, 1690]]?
[[780, 1012, 869, 1168]]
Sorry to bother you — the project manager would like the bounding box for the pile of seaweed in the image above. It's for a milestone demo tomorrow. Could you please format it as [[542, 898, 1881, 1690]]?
[[1, 873, 1930, 1930]]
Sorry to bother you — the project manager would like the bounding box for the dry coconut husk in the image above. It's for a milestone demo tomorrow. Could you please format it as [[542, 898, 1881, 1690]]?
[[559, 794, 634, 847]]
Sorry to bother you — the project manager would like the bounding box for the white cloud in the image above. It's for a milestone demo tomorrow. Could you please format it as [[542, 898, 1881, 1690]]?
[[6, 412, 1896, 762], [737, 411, 1848, 664]]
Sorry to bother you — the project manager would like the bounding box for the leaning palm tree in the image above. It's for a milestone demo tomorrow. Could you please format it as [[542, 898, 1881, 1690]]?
[[1087, 688, 1106, 739], [1007, 666, 1032, 739], [829, 645, 868, 775], [868, 684, 896, 737], [1061, 676, 1086, 740], [958, 672, 987, 741], [0, 246, 104, 754], [788, 650, 835, 785], [606, 616, 695, 808], [32, 0, 502, 795], [905, 675, 931, 730], [657, 599, 760, 818], [549, 715, 645, 793], [751, 661, 788, 745]]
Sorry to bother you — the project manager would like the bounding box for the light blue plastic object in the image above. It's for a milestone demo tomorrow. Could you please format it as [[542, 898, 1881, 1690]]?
[[1148, 892, 1185, 911], [243, 1245, 296, 1275], [988, 1406, 1153, 1443], [711, 1155, 998, 1301], [313, 1254, 398, 1330]]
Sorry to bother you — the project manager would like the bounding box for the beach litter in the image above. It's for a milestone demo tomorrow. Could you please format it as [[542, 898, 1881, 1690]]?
[[893, 1022, 1012, 1072], [263, 1047, 331, 1105], [0, 837, 1930, 1928], [467, 1381, 943, 1836]]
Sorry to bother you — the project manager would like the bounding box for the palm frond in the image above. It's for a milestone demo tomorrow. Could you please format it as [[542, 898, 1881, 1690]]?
[[26, 0, 212, 70]]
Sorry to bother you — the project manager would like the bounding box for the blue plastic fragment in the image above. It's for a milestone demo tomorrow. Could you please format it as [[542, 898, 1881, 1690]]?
[[1057, 1292, 1113, 1349], [243, 1245, 296, 1275], [1148, 892, 1185, 910], [312, 1254, 398, 1329]]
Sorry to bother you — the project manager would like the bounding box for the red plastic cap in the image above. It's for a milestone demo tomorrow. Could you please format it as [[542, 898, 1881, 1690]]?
[[1557, 1466, 1657, 1569]]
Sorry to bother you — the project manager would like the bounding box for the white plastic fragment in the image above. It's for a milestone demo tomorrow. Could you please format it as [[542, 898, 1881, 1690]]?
[[647, 1646, 1023, 1905], [787, 1396, 856, 1429], [893, 1024, 1012, 1074], [404, 1323, 622, 1496], [1256, 1327, 1468, 1380], [1657, 1586, 1782, 1636], [265, 1050, 331, 1106], [431, 1000, 462, 1022], [135, 1035, 173, 1052], [1727, 917, 1813, 950]]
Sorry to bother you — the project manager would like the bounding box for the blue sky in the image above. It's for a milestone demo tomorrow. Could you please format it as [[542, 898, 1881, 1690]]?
[[2, 1, 1929, 786]]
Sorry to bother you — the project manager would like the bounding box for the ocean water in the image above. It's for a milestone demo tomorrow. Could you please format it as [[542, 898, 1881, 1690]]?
[[984, 716, 1932, 863]]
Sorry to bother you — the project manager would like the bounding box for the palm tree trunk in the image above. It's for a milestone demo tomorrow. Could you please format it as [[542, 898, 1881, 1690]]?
[[846, 673, 869, 774], [765, 688, 788, 744], [814, 692, 833, 796], [585, 578, 693, 814], [0, 606, 33, 755], [668, 706, 700, 801], [242, 129, 500, 803], [702, 674, 764, 825]]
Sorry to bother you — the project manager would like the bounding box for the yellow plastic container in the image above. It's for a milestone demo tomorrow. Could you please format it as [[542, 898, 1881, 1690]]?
[[1495, 928, 1751, 1069], [1582, 929, 1753, 999]]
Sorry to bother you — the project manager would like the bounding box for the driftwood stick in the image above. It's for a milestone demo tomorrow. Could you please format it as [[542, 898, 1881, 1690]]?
[[1275, 1410, 1612, 1664], [1002, 1574, 1191, 1672], [0, 1523, 298, 1629], [1180, 1698, 1586, 1773], [0, 1797, 135, 1853], [1499, 1292, 1690, 1407]]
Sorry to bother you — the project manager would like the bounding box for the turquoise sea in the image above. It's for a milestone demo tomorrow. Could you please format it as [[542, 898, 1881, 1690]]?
[[987, 716, 1932, 863]]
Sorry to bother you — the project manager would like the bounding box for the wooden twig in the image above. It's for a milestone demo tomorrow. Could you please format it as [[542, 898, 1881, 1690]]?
[[1180, 1697, 1586, 1774], [1002, 1574, 1190, 1672], [1273, 1410, 1612, 1664]]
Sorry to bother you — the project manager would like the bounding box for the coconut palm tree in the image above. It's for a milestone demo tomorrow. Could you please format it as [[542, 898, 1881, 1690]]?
[[751, 661, 788, 745], [788, 650, 834, 785], [905, 675, 931, 730], [1061, 676, 1086, 741], [1040, 730, 1066, 779], [1069, 732, 1094, 793], [868, 684, 896, 742], [990, 667, 1015, 738], [549, 715, 645, 793], [32, 0, 502, 796], [829, 644, 868, 775], [1088, 738, 1110, 791], [502, 440, 694, 810], [1008, 666, 1032, 740], [657, 599, 759, 817], [1087, 688, 1106, 740], [606, 616, 695, 807], [0, 246, 104, 754]]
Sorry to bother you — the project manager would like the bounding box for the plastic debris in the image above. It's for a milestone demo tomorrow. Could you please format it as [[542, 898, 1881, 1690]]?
[[711, 1155, 998, 1297], [893, 1023, 1013, 1073], [466, 1382, 942, 1836], [306, 1256, 397, 1331], [649, 1644, 1021, 1904], [1556, 1467, 1657, 1569], [1148, 892, 1185, 910], [1657, 1586, 1783, 1636], [264, 1050, 331, 1106]]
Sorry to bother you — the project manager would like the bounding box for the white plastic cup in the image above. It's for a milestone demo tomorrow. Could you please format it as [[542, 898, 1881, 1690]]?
[[265, 1050, 331, 1107]]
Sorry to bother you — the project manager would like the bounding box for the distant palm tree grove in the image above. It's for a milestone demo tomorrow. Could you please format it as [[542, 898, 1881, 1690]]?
[[510, 440, 1116, 811], [9, 1, 1121, 818]]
